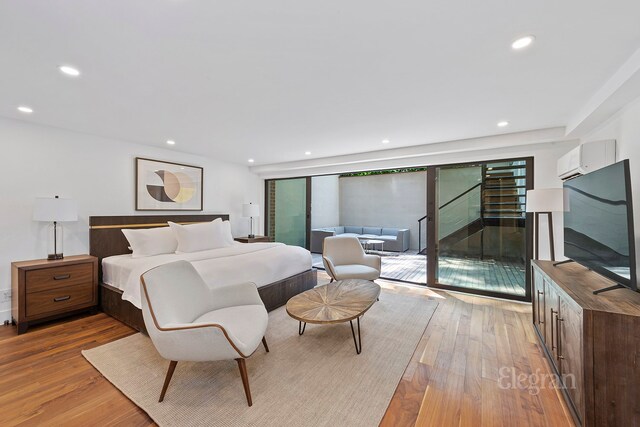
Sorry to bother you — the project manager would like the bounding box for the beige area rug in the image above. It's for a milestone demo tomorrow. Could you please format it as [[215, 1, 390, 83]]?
[[83, 288, 438, 427]]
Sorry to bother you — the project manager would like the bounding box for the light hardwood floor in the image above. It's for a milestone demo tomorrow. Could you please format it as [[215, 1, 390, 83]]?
[[0, 272, 573, 426]]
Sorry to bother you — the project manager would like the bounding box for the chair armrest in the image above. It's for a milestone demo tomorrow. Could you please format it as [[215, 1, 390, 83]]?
[[362, 254, 381, 272], [323, 256, 338, 279], [150, 323, 245, 360], [210, 282, 263, 311], [397, 229, 410, 251]]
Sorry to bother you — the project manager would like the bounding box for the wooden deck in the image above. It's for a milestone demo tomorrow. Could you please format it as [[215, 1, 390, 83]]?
[[312, 251, 525, 295]]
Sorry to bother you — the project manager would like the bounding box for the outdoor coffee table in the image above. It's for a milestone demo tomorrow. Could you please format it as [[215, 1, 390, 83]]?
[[285, 279, 381, 354], [363, 239, 384, 253]]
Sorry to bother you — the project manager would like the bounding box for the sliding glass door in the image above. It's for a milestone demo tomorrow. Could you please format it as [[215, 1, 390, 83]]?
[[263, 158, 532, 301], [427, 158, 533, 300], [265, 178, 311, 248]]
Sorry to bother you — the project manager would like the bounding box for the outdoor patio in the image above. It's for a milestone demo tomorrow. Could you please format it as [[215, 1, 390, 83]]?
[[311, 251, 526, 295]]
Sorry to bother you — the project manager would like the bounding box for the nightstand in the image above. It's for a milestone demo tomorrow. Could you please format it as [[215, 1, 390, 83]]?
[[234, 236, 273, 243], [11, 255, 98, 334]]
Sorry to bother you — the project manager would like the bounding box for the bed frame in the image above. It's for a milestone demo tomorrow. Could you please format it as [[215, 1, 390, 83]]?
[[89, 214, 317, 333]]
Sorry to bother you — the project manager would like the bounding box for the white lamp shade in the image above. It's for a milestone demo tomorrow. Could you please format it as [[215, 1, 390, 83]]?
[[33, 197, 78, 222], [525, 188, 566, 213], [242, 203, 260, 218]]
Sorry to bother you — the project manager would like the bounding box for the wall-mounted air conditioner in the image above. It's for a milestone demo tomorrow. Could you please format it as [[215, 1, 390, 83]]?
[[557, 140, 616, 180]]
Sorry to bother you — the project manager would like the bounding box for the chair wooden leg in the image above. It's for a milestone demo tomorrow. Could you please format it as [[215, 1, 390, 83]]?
[[262, 336, 270, 353], [159, 360, 178, 402], [236, 358, 253, 406]]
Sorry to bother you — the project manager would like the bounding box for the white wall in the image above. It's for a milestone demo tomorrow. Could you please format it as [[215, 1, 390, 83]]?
[[311, 175, 340, 228], [581, 96, 640, 276], [339, 172, 427, 250], [0, 117, 263, 322]]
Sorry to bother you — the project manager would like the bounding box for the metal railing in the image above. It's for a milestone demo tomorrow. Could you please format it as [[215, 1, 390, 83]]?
[[418, 182, 483, 254]]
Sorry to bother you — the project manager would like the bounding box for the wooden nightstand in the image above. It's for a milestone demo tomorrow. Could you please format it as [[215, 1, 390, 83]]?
[[11, 255, 98, 334], [234, 236, 273, 243]]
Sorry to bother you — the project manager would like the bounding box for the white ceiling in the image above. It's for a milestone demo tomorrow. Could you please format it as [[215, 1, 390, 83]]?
[[1, 1, 639, 165]]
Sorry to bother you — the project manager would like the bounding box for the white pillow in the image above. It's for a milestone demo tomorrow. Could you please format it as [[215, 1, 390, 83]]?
[[168, 219, 231, 253], [122, 226, 178, 258], [221, 220, 235, 246]]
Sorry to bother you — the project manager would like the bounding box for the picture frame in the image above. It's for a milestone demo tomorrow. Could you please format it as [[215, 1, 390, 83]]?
[[135, 157, 203, 211]]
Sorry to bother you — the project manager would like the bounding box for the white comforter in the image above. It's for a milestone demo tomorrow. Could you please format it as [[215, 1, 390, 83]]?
[[102, 242, 312, 308]]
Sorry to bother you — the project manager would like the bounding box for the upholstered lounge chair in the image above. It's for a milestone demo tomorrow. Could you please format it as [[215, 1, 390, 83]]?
[[140, 260, 269, 406], [322, 236, 381, 282]]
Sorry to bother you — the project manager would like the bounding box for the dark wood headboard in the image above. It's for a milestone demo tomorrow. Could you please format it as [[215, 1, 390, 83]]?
[[89, 214, 229, 280]]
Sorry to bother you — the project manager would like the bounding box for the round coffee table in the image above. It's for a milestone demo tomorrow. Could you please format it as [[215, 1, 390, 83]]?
[[286, 279, 381, 354]]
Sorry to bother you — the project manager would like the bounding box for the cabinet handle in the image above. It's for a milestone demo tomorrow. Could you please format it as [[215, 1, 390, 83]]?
[[53, 274, 71, 280], [537, 291, 544, 324], [550, 308, 556, 351], [53, 296, 70, 302], [557, 315, 564, 361]]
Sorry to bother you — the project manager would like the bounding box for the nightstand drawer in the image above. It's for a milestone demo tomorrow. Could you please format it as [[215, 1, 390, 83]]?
[[26, 283, 94, 318], [25, 263, 93, 294]]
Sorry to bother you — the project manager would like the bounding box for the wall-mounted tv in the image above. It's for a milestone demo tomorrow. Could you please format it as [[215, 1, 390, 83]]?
[[563, 159, 637, 292]]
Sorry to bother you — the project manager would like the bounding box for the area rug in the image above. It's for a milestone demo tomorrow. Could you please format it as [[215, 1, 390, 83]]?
[[82, 288, 438, 427]]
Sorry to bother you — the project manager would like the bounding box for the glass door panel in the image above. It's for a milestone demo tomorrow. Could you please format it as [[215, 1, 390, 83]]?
[[432, 160, 531, 299], [266, 178, 310, 248]]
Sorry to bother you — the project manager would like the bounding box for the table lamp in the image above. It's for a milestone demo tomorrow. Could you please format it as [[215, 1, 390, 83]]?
[[242, 203, 260, 238], [33, 196, 78, 260]]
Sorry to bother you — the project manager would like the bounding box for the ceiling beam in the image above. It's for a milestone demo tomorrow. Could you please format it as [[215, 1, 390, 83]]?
[[251, 127, 571, 178]]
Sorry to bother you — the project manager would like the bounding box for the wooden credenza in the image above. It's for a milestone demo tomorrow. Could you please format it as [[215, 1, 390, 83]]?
[[532, 260, 640, 426]]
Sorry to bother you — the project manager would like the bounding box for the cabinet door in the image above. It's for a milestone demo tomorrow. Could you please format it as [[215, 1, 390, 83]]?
[[559, 296, 585, 422], [532, 268, 546, 342], [544, 283, 560, 368]]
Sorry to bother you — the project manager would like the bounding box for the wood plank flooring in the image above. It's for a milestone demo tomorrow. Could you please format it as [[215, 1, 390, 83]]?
[[0, 313, 151, 426], [0, 272, 572, 426], [379, 280, 574, 426]]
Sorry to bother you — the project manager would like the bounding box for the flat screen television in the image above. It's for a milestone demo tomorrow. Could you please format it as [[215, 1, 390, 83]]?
[[563, 159, 637, 292]]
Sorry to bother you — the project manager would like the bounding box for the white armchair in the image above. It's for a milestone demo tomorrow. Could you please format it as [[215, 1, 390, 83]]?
[[140, 260, 269, 406], [322, 236, 381, 282]]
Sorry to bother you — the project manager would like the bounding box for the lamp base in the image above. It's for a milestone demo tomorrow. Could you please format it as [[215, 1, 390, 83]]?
[[47, 253, 64, 260]]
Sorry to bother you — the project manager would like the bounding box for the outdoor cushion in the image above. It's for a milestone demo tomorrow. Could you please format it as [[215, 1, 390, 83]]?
[[362, 227, 382, 235], [382, 228, 399, 236], [341, 233, 361, 238], [344, 226, 363, 234], [378, 235, 398, 241], [359, 234, 380, 239]]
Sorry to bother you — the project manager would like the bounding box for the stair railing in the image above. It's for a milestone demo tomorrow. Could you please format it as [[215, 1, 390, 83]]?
[[417, 182, 483, 255]]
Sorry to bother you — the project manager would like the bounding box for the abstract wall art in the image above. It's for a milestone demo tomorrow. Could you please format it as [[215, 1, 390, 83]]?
[[135, 157, 203, 211]]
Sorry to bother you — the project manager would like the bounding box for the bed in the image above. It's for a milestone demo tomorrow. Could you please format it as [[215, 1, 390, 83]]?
[[90, 214, 317, 333]]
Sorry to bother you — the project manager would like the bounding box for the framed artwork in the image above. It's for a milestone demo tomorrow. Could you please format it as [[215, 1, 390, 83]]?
[[135, 157, 203, 211]]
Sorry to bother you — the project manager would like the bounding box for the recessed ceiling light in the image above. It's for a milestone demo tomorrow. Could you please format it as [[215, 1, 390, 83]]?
[[497, 121, 509, 127], [305, 151, 311, 155], [17, 105, 33, 114], [382, 139, 390, 144], [511, 35, 535, 50], [248, 158, 255, 163], [166, 140, 176, 145], [59, 65, 81, 77]]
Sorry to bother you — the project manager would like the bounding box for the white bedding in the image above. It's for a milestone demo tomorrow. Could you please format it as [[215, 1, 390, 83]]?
[[102, 242, 312, 308]]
